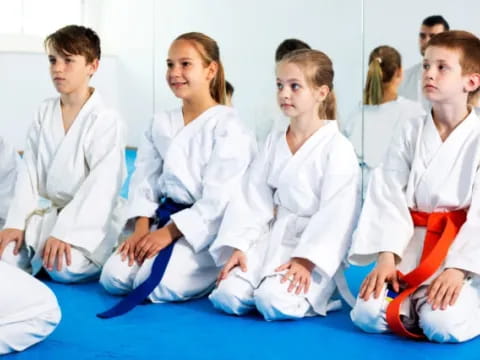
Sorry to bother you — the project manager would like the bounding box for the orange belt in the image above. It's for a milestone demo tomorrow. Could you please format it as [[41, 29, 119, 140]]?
[[385, 209, 467, 339]]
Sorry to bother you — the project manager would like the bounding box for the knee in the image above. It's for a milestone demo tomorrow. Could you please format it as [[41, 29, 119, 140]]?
[[39, 304, 62, 336], [1, 243, 30, 271], [254, 278, 305, 321], [99, 256, 133, 295], [419, 305, 464, 343], [209, 276, 254, 316], [350, 296, 388, 334]]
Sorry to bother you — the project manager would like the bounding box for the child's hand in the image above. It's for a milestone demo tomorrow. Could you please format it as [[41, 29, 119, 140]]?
[[0, 228, 24, 258], [427, 268, 466, 310], [42, 236, 72, 272], [134, 225, 176, 264], [217, 249, 247, 284], [118, 231, 148, 266], [275, 257, 315, 295], [359, 252, 399, 301]]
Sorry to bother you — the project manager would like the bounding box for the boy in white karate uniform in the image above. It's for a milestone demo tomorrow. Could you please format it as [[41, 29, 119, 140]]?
[[349, 31, 480, 343], [0, 136, 20, 229], [0, 261, 61, 354], [209, 49, 360, 321], [0, 25, 126, 283], [99, 32, 255, 307]]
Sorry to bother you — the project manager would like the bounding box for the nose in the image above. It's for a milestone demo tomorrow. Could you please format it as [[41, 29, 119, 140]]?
[[51, 61, 64, 73], [278, 86, 289, 98], [423, 66, 434, 80], [168, 64, 181, 77]]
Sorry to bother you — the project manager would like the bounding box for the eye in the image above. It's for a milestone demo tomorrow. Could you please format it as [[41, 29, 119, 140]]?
[[291, 83, 301, 91], [48, 57, 56, 64], [422, 63, 430, 70], [65, 58, 73, 63], [181, 61, 190, 67], [419, 33, 427, 40], [438, 64, 447, 71], [166, 61, 173, 69], [276, 82, 284, 90]]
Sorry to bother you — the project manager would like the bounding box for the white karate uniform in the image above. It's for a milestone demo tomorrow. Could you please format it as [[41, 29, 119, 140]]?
[[2, 90, 126, 283], [349, 109, 480, 343], [0, 136, 20, 228], [0, 261, 61, 354], [399, 63, 430, 112], [209, 121, 361, 321], [100, 105, 256, 302], [344, 97, 425, 196]]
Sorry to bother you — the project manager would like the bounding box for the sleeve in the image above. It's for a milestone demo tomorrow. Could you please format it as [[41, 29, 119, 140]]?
[[171, 116, 257, 253], [125, 117, 164, 220], [4, 110, 42, 230], [291, 138, 361, 278], [444, 168, 480, 276], [0, 137, 20, 220], [348, 118, 416, 266], [49, 112, 126, 253], [209, 133, 275, 266]]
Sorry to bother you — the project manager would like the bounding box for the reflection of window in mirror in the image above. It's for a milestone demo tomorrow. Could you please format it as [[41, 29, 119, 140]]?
[[343, 46, 425, 196], [0, 0, 83, 51]]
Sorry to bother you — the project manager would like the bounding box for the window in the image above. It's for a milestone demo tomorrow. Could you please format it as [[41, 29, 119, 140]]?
[[0, 0, 83, 37]]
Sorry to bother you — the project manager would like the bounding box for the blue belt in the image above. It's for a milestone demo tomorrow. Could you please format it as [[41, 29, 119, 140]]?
[[97, 197, 191, 319]]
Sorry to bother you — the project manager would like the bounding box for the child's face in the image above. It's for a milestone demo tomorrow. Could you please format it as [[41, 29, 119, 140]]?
[[166, 39, 216, 101], [47, 46, 97, 95], [422, 46, 470, 105], [276, 62, 325, 120]]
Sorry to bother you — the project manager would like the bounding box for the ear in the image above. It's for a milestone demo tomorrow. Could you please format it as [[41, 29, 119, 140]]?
[[315, 84, 330, 102], [395, 67, 403, 81], [87, 58, 100, 77], [206, 61, 218, 81], [464, 72, 480, 93]]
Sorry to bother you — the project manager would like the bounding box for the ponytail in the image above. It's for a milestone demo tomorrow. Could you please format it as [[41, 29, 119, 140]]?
[[363, 45, 402, 105], [364, 58, 383, 105], [320, 90, 337, 120], [210, 61, 226, 105]]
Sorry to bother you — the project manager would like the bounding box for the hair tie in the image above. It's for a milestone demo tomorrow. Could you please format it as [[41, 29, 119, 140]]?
[[375, 57, 382, 64]]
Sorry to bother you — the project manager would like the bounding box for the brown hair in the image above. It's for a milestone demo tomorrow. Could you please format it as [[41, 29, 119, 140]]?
[[427, 30, 480, 101], [175, 32, 226, 105], [279, 49, 337, 120], [275, 38, 311, 62], [364, 46, 401, 105], [44, 25, 101, 63]]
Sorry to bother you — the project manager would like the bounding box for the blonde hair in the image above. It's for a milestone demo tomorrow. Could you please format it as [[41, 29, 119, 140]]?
[[364, 46, 401, 105], [280, 49, 337, 120], [175, 32, 226, 105]]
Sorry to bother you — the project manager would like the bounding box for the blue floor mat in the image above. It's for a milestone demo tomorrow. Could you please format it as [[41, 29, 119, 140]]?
[[7, 149, 480, 359], [6, 266, 480, 360]]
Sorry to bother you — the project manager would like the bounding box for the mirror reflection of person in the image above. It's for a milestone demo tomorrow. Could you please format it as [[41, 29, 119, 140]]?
[[225, 81, 234, 107], [344, 46, 424, 196], [399, 15, 449, 111]]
